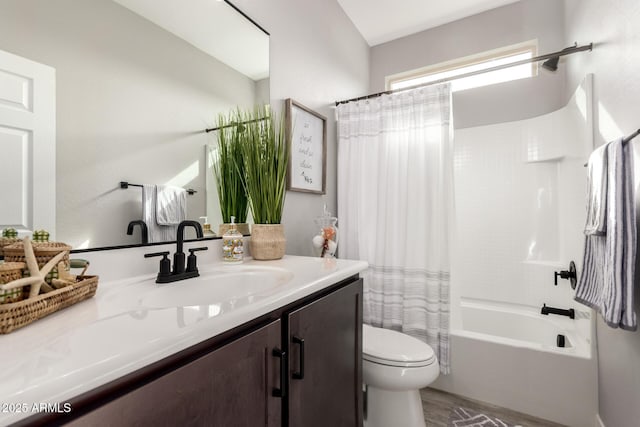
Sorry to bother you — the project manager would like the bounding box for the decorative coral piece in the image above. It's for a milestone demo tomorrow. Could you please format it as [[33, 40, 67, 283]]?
[[322, 226, 336, 241]]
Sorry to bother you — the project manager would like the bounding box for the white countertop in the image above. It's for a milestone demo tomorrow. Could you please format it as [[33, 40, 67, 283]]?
[[0, 255, 367, 426]]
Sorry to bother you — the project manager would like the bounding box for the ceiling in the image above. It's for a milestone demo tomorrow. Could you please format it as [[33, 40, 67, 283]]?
[[337, 0, 521, 46]]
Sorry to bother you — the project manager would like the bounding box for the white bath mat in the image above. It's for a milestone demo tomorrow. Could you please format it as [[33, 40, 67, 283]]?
[[448, 407, 520, 427]]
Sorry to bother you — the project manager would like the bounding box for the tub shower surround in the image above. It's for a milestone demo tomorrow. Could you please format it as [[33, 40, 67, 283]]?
[[433, 76, 597, 427]]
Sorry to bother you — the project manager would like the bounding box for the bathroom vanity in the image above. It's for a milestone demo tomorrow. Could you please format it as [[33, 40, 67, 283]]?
[[0, 251, 367, 427]]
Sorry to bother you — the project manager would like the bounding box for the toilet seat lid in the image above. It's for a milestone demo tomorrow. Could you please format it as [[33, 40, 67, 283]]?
[[363, 324, 436, 367]]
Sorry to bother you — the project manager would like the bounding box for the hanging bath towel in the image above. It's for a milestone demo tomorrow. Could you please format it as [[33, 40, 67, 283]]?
[[575, 138, 637, 330]]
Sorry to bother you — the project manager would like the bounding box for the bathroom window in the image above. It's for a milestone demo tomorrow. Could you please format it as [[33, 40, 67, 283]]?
[[386, 40, 538, 93]]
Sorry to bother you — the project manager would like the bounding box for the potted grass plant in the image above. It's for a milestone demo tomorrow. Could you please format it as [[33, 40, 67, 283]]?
[[240, 105, 288, 260], [212, 110, 250, 236]]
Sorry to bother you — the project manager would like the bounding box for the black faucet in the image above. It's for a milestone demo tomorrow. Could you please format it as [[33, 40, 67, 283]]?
[[173, 220, 204, 274], [541, 303, 575, 319], [126, 220, 149, 244], [144, 220, 208, 283]]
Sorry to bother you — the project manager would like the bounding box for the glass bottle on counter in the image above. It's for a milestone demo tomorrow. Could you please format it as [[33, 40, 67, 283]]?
[[312, 205, 339, 258], [222, 216, 243, 263], [199, 216, 217, 237]]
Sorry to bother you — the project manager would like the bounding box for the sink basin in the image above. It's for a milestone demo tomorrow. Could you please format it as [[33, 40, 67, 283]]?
[[138, 266, 294, 309]]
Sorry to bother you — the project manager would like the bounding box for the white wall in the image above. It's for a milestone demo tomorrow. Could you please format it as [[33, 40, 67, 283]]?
[[0, 0, 256, 248], [370, 0, 567, 129], [564, 1, 640, 426], [231, 0, 370, 256]]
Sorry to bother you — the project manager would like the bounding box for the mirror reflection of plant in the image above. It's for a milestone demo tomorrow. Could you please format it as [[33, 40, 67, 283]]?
[[213, 110, 249, 224], [240, 105, 288, 224]]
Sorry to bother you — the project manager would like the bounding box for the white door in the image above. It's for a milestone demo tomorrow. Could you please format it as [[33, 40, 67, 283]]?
[[0, 49, 55, 238]]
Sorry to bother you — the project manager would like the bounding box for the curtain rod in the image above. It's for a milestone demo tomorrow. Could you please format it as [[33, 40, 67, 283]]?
[[335, 42, 593, 106]]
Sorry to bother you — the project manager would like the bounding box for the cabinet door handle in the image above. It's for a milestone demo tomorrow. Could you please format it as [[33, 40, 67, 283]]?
[[292, 336, 305, 380], [272, 348, 287, 398]]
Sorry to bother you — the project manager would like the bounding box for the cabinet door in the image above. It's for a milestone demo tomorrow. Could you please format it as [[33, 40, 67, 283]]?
[[66, 319, 283, 427], [287, 279, 363, 427]]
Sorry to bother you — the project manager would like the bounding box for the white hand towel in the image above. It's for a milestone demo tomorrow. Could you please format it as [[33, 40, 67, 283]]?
[[156, 185, 187, 226], [142, 184, 179, 243]]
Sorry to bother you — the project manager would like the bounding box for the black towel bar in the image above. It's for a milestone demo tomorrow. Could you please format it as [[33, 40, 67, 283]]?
[[119, 181, 196, 195], [583, 128, 639, 167]]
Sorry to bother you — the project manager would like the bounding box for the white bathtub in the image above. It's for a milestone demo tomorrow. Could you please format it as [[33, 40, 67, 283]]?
[[432, 298, 598, 427], [456, 299, 592, 358]]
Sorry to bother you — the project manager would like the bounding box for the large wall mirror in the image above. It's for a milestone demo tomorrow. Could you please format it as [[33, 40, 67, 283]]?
[[0, 0, 268, 249]]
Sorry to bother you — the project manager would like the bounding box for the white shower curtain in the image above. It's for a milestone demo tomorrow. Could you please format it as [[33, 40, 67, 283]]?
[[337, 84, 453, 374]]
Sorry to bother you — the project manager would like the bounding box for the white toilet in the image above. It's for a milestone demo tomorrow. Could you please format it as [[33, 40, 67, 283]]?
[[363, 324, 439, 427]]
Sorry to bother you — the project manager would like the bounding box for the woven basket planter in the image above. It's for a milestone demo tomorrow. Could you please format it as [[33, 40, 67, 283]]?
[[250, 224, 286, 260], [4, 241, 71, 284]]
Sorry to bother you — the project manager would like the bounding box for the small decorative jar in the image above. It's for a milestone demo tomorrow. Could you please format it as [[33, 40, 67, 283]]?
[[0, 229, 20, 257], [0, 262, 27, 304], [312, 206, 339, 258], [2, 228, 18, 238], [32, 230, 50, 243]]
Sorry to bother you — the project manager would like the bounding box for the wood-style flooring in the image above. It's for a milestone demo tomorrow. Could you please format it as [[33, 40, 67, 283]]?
[[420, 387, 567, 427]]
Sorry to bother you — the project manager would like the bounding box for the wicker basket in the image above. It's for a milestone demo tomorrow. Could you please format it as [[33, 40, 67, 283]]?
[[3, 241, 72, 284], [0, 262, 27, 304], [0, 237, 21, 257], [0, 275, 99, 334]]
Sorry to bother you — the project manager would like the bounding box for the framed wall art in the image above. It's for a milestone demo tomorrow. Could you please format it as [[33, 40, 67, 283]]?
[[285, 98, 327, 194]]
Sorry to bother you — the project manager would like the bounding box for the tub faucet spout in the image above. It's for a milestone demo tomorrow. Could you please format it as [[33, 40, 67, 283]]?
[[541, 303, 575, 319]]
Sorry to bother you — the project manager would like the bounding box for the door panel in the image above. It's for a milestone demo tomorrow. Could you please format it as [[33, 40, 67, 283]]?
[[0, 49, 55, 236], [0, 126, 30, 225], [0, 67, 32, 111]]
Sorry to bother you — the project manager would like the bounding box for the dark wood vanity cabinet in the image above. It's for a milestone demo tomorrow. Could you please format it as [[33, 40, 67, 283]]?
[[287, 278, 363, 427], [26, 276, 362, 427], [66, 320, 283, 427]]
